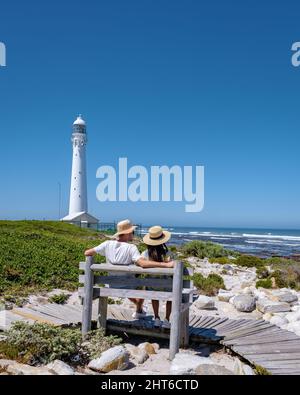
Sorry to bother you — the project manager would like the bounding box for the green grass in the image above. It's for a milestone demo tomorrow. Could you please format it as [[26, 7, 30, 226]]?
[[192, 272, 225, 296], [48, 293, 70, 305], [256, 278, 273, 289], [0, 221, 108, 297]]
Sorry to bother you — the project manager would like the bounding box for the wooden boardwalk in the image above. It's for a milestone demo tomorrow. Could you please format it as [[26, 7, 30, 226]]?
[[1, 304, 300, 375]]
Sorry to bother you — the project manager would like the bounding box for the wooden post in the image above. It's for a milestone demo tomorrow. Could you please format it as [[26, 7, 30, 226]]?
[[98, 296, 108, 333], [82, 256, 94, 337], [169, 260, 183, 360], [180, 267, 192, 348]]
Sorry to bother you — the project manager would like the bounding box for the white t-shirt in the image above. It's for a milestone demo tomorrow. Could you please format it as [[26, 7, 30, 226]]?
[[94, 240, 142, 265]]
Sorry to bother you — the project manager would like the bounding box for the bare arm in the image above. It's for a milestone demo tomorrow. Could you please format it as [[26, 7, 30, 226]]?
[[136, 257, 174, 269], [84, 248, 97, 257]]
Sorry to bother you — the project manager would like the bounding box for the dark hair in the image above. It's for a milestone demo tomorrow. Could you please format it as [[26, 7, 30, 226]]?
[[147, 243, 169, 262]]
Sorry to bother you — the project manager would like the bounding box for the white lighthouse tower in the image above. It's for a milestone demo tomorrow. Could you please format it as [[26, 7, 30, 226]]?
[[62, 115, 98, 227]]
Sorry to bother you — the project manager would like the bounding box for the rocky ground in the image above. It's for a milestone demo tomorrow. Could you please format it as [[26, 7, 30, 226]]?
[[0, 341, 255, 375], [1, 256, 300, 375], [186, 257, 300, 336]]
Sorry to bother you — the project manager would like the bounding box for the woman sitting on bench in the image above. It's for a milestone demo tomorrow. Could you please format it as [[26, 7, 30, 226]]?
[[141, 226, 173, 329]]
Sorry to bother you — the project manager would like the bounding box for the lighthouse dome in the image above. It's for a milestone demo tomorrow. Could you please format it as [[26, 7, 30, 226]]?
[[73, 115, 86, 126]]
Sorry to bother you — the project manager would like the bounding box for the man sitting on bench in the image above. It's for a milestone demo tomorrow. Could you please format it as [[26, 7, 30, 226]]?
[[85, 219, 174, 319]]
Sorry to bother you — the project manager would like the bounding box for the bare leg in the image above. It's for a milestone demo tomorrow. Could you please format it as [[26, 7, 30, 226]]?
[[151, 300, 160, 319], [129, 298, 144, 313], [166, 301, 172, 321]]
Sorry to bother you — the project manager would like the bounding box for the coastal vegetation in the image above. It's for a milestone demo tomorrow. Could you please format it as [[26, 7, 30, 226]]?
[[0, 221, 300, 300], [0, 321, 121, 365], [0, 221, 107, 297], [193, 272, 225, 296], [256, 279, 272, 289], [48, 293, 70, 305], [181, 240, 237, 259]]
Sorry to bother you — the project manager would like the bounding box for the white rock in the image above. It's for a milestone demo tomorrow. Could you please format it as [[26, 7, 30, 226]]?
[[217, 289, 235, 303], [270, 316, 288, 327], [243, 365, 256, 375], [170, 353, 213, 375], [46, 360, 75, 375], [0, 360, 54, 375], [169, 353, 233, 375], [273, 292, 298, 304], [125, 344, 149, 365], [88, 346, 129, 373], [263, 313, 273, 321], [256, 299, 291, 314], [138, 342, 157, 355], [286, 321, 300, 333], [233, 359, 254, 375], [291, 305, 300, 312], [242, 287, 254, 295], [193, 295, 215, 310], [233, 295, 256, 312], [285, 311, 300, 323]]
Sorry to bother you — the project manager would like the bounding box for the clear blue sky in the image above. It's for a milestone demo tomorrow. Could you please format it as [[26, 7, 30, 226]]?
[[1, 0, 300, 228]]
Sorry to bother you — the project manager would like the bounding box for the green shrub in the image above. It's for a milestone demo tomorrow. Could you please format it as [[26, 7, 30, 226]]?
[[169, 245, 178, 253], [0, 322, 122, 365], [256, 266, 269, 279], [271, 267, 300, 290], [107, 297, 122, 305], [81, 329, 122, 360], [193, 272, 225, 296], [235, 255, 265, 268], [0, 321, 82, 365], [181, 241, 230, 259], [0, 221, 107, 296], [210, 257, 230, 265], [48, 293, 70, 305], [256, 279, 272, 289]]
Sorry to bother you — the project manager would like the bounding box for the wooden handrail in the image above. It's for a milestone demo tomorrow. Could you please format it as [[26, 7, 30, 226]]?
[[79, 262, 175, 275]]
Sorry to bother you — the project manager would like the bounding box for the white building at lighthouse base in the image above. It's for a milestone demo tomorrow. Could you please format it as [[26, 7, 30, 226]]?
[[62, 211, 99, 228]]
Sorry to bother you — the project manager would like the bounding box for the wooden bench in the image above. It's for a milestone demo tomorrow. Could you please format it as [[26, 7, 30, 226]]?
[[79, 257, 194, 359]]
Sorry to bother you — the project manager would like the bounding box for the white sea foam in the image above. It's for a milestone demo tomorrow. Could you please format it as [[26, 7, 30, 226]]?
[[243, 233, 300, 241]]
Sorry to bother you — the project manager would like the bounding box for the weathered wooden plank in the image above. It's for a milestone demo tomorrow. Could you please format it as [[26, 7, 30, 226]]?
[[189, 315, 202, 327], [259, 361, 300, 368], [11, 308, 65, 325], [170, 261, 184, 360], [213, 319, 252, 334], [207, 317, 231, 330], [31, 304, 82, 322], [79, 274, 174, 289], [205, 317, 228, 330], [194, 316, 217, 328], [268, 369, 300, 375], [221, 323, 276, 341], [91, 264, 175, 276], [224, 335, 300, 347], [217, 319, 266, 334], [82, 256, 94, 335], [244, 353, 300, 362], [97, 287, 174, 301], [98, 297, 108, 332], [232, 343, 300, 355]]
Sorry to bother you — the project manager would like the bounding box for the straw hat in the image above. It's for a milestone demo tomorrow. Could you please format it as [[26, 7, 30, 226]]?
[[143, 226, 171, 246], [113, 219, 137, 238]]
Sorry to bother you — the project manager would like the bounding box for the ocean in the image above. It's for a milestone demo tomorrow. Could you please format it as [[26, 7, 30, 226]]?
[[140, 226, 300, 258]]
